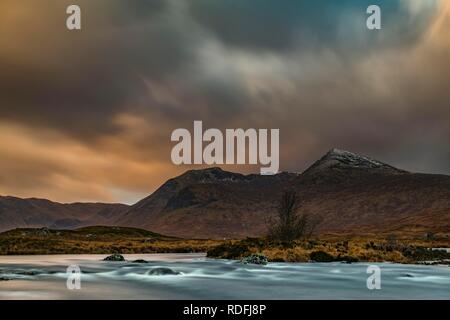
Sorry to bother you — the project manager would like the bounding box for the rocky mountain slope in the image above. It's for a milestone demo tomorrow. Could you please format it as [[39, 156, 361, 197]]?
[[116, 149, 450, 238]]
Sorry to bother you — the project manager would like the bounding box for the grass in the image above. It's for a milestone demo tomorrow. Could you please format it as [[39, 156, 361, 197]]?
[[206, 236, 450, 263], [0, 226, 221, 255], [0, 226, 448, 264]]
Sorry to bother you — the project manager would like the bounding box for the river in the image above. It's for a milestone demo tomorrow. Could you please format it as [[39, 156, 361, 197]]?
[[0, 254, 449, 299]]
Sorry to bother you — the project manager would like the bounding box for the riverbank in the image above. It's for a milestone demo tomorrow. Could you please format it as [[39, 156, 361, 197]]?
[[1, 227, 449, 265], [206, 237, 450, 264], [0, 226, 222, 255]]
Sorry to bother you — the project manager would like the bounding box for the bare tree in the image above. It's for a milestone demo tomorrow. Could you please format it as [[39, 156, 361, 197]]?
[[267, 191, 320, 242]]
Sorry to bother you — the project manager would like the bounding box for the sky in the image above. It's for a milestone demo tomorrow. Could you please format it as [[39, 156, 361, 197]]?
[[0, 0, 449, 204]]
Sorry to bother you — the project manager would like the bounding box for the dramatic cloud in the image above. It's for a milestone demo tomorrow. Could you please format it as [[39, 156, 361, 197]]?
[[0, 0, 449, 203]]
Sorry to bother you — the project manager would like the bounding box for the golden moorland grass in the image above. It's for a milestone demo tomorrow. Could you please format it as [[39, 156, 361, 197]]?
[[0, 227, 448, 264]]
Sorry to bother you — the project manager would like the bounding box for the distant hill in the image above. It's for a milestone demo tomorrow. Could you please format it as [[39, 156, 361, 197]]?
[[0, 226, 184, 255], [1, 149, 449, 239], [0, 196, 129, 232], [0, 225, 170, 240]]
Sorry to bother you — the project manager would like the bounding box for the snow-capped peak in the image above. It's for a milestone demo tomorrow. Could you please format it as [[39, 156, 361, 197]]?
[[303, 148, 407, 175]]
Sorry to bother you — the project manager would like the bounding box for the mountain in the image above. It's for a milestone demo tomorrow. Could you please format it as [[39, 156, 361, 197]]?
[[116, 168, 299, 238], [116, 149, 450, 238], [0, 196, 129, 232], [1, 149, 449, 239], [293, 149, 450, 236]]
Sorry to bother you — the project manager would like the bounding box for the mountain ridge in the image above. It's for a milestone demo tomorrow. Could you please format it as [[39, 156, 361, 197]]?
[[1, 149, 449, 238], [115, 149, 450, 238]]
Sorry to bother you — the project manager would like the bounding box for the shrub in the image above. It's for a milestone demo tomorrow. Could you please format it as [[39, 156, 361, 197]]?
[[206, 243, 251, 259], [310, 250, 335, 262], [267, 191, 321, 242]]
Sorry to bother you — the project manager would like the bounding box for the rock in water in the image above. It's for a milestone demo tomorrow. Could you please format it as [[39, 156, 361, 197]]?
[[336, 255, 359, 263], [132, 259, 148, 263], [241, 253, 268, 265], [103, 254, 125, 261], [147, 267, 180, 275], [401, 273, 414, 278]]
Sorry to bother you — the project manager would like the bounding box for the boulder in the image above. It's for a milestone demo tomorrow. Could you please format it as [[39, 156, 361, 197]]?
[[147, 267, 180, 275], [132, 259, 148, 264], [103, 254, 125, 261], [241, 253, 268, 265], [336, 255, 359, 263], [401, 273, 414, 278]]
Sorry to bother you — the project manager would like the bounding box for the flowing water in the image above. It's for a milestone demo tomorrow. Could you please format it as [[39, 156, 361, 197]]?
[[0, 254, 449, 299]]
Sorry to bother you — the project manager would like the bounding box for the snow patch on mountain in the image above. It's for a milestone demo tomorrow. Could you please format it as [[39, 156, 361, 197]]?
[[303, 148, 407, 175]]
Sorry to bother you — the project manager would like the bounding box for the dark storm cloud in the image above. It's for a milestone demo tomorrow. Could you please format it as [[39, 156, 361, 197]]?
[[0, 0, 199, 138], [0, 1, 438, 127], [0, 0, 259, 140], [0, 0, 438, 139], [187, 0, 437, 53]]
